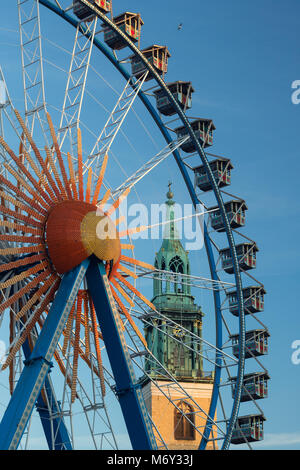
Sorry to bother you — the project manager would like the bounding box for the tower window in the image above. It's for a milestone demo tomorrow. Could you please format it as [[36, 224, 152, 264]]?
[[169, 256, 184, 293], [174, 401, 195, 440]]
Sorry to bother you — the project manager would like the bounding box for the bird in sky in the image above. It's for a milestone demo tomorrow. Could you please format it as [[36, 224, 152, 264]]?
[[178, 23, 183, 31]]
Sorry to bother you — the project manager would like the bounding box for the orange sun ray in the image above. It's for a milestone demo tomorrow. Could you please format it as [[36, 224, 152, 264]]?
[[118, 264, 138, 279], [97, 188, 111, 211], [67, 152, 78, 200], [45, 146, 68, 200], [62, 302, 76, 356], [22, 146, 60, 202], [0, 140, 52, 206], [77, 128, 84, 202], [110, 285, 147, 348], [0, 173, 48, 217], [0, 254, 46, 274], [2, 280, 59, 370], [60, 334, 102, 384], [115, 215, 126, 227], [71, 294, 82, 403], [15, 110, 63, 202], [92, 153, 109, 205], [0, 270, 52, 315], [0, 234, 42, 244], [2, 161, 50, 211], [110, 277, 134, 307], [85, 167, 93, 203], [88, 296, 106, 397], [0, 190, 45, 222], [0, 261, 49, 291], [46, 112, 73, 200], [120, 255, 155, 271], [0, 244, 46, 258], [0, 203, 44, 228], [14, 274, 58, 322], [120, 243, 134, 250], [115, 271, 156, 311], [83, 293, 90, 356], [106, 187, 130, 217]]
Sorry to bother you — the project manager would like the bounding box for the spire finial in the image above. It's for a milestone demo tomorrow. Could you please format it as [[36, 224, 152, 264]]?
[[167, 181, 174, 200]]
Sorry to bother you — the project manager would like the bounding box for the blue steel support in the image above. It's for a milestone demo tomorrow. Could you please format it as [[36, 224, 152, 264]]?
[[22, 340, 72, 450], [37, 1, 244, 449], [198, 223, 222, 449], [86, 258, 157, 450], [35, 377, 72, 450], [37, 1, 224, 449], [0, 260, 89, 450]]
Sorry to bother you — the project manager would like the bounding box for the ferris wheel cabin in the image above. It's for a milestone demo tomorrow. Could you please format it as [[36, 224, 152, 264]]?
[[231, 329, 270, 359], [231, 414, 266, 444], [230, 372, 270, 402], [153, 81, 194, 116], [103, 12, 144, 50], [209, 199, 248, 232], [130, 45, 171, 81], [227, 285, 266, 316], [73, 0, 111, 20], [175, 118, 215, 152], [220, 242, 258, 274], [193, 157, 233, 192]]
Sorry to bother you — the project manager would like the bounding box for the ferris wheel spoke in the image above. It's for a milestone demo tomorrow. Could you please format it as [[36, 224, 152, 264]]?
[[128, 344, 227, 443], [0, 66, 26, 155], [87, 71, 149, 175], [17, 0, 50, 146], [58, 17, 98, 154], [110, 136, 189, 202], [55, 340, 118, 450], [86, 259, 157, 450], [0, 1, 270, 450], [0, 259, 89, 450]]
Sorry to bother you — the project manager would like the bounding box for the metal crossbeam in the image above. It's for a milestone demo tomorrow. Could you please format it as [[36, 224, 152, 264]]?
[[111, 136, 189, 201], [58, 17, 98, 154], [0, 260, 89, 450], [87, 72, 149, 174], [121, 261, 235, 292], [0, 67, 24, 166], [86, 259, 157, 450], [18, 0, 50, 146]]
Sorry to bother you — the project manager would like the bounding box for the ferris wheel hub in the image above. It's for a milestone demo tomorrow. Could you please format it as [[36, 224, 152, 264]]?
[[45, 200, 120, 274]]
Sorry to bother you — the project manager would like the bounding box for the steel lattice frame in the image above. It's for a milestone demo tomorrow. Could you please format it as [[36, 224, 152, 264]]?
[[0, 0, 268, 450]]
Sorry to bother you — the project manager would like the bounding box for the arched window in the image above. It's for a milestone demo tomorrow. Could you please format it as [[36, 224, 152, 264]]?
[[174, 401, 195, 440], [169, 256, 184, 293], [154, 259, 160, 294], [161, 257, 167, 293]]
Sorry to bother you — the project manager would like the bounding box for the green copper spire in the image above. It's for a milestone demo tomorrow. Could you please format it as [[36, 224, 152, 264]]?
[[144, 185, 206, 382], [152, 183, 200, 313]]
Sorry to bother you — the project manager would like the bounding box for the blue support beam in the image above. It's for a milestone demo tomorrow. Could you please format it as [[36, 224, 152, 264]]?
[[35, 376, 72, 450], [86, 258, 157, 450], [38, 1, 225, 448], [0, 260, 89, 450], [22, 340, 72, 450]]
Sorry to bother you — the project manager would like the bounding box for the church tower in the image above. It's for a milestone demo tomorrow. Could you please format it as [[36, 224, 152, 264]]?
[[141, 185, 215, 450]]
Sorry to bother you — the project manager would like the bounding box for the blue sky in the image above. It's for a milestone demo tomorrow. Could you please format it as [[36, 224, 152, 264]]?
[[0, 0, 300, 450]]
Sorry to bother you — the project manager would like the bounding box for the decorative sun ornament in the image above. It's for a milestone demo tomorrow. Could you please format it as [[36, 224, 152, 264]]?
[[0, 110, 154, 399]]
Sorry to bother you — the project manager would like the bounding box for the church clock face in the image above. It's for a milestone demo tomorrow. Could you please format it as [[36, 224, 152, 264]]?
[[173, 327, 186, 338]]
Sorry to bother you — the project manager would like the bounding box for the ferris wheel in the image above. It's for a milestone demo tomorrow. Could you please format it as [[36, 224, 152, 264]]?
[[0, 0, 270, 450]]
